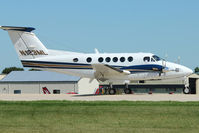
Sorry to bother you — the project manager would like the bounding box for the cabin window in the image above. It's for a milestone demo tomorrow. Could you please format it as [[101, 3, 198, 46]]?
[[113, 57, 118, 62], [143, 57, 150, 62], [86, 57, 92, 63], [128, 56, 133, 62], [73, 58, 78, 62], [98, 57, 104, 63], [105, 57, 111, 62], [120, 57, 125, 62]]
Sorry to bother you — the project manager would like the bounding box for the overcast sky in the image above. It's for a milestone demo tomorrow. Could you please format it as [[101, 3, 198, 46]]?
[[0, 0, 198, 71]]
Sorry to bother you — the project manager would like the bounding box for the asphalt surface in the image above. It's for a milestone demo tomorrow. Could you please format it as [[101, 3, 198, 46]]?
[[0, 94, 199, 101]]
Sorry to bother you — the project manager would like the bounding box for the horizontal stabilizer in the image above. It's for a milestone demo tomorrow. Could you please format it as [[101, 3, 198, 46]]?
[[0, 26, 35, 32]]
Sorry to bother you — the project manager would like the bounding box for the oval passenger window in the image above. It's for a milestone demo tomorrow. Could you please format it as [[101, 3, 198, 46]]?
[[73, 58, 78, 62], [98, 57, 104, 63], [87, 57, 92, 63]]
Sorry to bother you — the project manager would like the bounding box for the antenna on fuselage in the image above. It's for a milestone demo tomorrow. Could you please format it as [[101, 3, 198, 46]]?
[[159, 54, 168, 76], [95, 48, 99, 54]]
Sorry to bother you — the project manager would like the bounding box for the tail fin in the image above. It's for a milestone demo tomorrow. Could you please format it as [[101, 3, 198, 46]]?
[[0, 26, 48, 60]]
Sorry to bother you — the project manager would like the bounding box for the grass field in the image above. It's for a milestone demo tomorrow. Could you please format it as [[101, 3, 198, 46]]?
[[0, 101, 199, 133]]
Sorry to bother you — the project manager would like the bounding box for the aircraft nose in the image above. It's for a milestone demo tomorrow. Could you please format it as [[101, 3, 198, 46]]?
[[179, 65, 193, 76], [165, 62, 193, 78], [183, 67, 193, 75]]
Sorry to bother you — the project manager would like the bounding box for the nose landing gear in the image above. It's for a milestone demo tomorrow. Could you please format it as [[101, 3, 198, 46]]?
[[183, 87, 190, 94]]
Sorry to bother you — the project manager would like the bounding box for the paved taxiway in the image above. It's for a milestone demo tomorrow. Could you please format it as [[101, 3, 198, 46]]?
[[0, 94, 199, 101]]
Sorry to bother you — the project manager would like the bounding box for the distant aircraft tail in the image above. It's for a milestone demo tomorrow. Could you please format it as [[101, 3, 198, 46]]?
[[0, 26, 49, 60]]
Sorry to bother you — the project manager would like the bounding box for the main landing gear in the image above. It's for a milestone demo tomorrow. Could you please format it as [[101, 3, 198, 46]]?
[[108, 88, 117, 95], [107, 83, 132, 95], [124, 83, 132, 94], [108, 84, 117, 95]]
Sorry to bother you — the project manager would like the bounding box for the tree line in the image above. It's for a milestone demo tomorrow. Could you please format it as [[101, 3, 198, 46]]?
[[195, 67, 199, 75], [1, 67, 41, 74]]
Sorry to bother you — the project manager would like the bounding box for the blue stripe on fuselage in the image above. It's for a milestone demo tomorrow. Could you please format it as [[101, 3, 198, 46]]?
[[21, 60, 163, 72]]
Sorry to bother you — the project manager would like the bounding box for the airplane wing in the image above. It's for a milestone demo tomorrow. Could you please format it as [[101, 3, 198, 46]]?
[[92, 64, 130, 81]]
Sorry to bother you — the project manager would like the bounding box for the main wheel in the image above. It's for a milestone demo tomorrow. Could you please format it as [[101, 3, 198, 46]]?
[[124, 89, 132, 94], [109, 88, 116, 95], [104, 87, 109, 95], [183, 87, 190, 94]]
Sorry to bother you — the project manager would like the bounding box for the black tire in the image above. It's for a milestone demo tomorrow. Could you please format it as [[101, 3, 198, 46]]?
[[124, 89, 131, 94], [183, 87, 190, 94], [104, 87, 109, 95], [109, 88, 116, 95]]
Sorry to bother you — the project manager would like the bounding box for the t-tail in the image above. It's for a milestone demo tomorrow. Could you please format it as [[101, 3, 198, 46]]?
[[0, 26, 49, 60]]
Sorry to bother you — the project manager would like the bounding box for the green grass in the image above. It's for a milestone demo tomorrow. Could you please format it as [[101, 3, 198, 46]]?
[[0, 101, 199, 133]]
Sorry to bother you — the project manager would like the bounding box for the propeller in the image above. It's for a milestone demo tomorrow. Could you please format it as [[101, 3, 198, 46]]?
[[152, 54, 180, 76], [158, 54, 180, 76], [158, 59, 167, 76]]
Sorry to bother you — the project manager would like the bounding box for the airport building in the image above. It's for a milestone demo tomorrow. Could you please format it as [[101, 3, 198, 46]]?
[[99, 74, 199, 94], [0, 71, 99, 94], [0, 71, 198, 95]]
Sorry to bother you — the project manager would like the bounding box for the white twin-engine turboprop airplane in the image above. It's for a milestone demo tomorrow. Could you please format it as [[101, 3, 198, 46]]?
[[0, 26, 193, 94]]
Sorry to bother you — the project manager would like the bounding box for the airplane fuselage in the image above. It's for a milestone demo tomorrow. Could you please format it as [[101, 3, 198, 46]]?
[[21, 52, 193, 83]]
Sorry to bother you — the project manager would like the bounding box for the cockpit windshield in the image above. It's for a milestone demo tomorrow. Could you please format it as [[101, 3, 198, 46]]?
[[152, 55, 162, 61]]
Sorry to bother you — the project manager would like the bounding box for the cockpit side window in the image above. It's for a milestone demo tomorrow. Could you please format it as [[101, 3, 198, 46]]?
[[143, 57, 150, 62], [151, 58, 155, 62], [152, 55, 161, 61]]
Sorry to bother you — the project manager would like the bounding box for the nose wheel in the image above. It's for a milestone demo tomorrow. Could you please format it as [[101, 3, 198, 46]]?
[[183, 87, 190, 94]]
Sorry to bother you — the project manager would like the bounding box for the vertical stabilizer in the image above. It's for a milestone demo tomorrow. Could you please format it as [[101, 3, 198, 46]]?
[[0, 26, 49, 60]]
